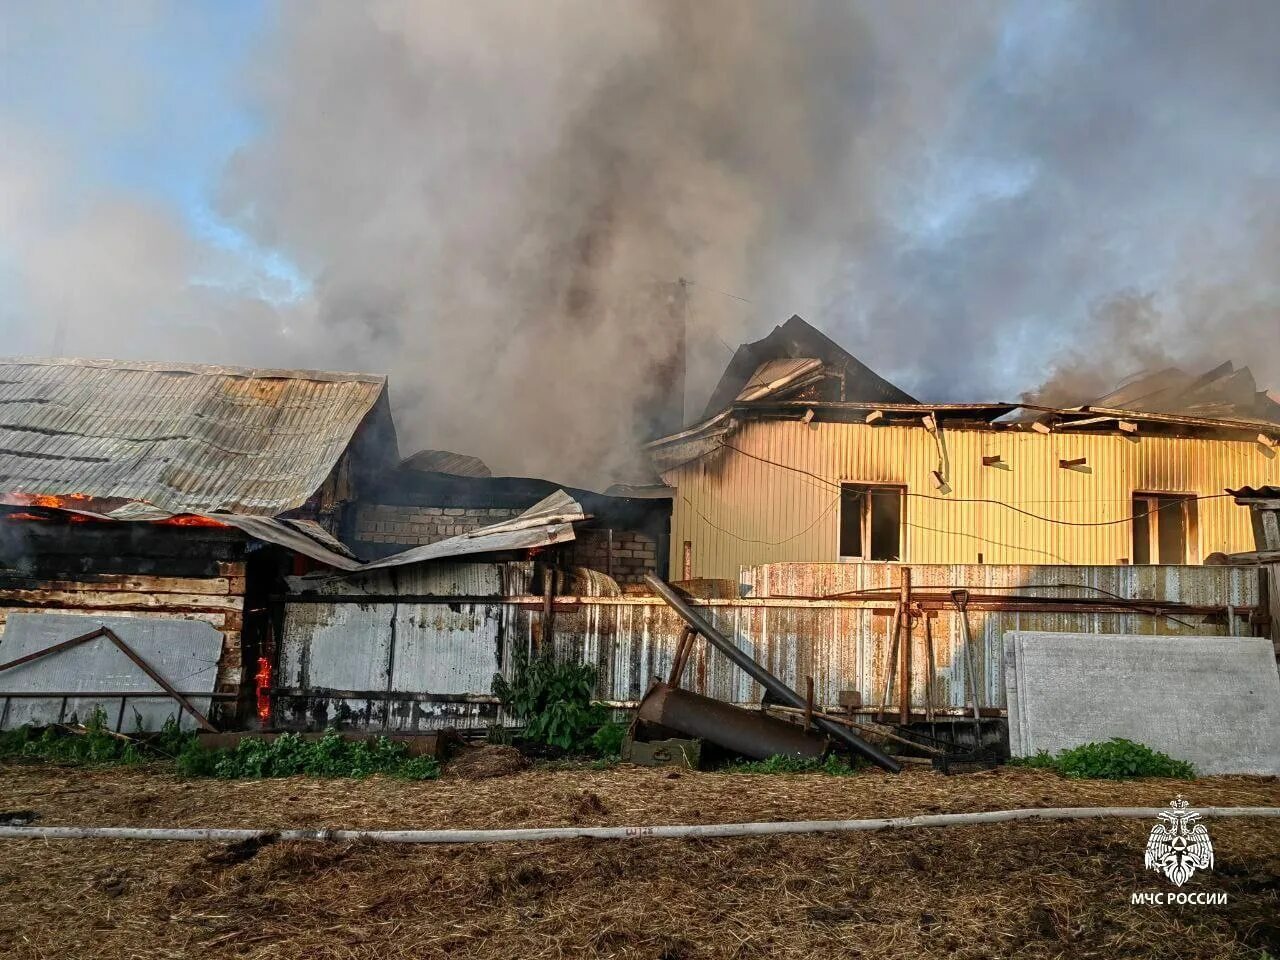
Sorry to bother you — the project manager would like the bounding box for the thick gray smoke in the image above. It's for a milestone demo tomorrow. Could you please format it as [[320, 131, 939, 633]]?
[[2, 1, 1278, 486], [217, 0, 989, 484]]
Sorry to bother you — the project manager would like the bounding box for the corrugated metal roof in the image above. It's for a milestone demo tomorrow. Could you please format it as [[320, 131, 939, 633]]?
[[358, 490, 585, 571], [400, 449, 492, 478], [0, 357, 388, 515]]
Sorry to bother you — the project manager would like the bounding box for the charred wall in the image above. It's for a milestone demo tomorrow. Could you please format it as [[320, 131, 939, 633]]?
[[347, 471, 671, 583], [0, 513, 251, 722]]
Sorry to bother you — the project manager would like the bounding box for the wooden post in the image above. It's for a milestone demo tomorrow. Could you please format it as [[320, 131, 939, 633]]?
[[804, 676, 814, 731], [898, 568, 912, 726]]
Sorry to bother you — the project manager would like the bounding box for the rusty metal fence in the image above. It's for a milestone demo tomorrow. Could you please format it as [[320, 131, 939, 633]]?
[[277, 560, 1262, 732]]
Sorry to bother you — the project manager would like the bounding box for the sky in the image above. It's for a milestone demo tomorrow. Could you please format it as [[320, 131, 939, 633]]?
[[1, 1, 1277, 486]]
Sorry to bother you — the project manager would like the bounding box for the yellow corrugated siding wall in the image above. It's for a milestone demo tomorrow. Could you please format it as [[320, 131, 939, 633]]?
[[666, 421, 1280, 579]]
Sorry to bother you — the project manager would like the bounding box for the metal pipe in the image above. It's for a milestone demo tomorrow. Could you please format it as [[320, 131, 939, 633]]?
[[2, 807, 1276, 846], [898, 569, 912, 726], [950, 589, 984, 747], [637, 682, 827, 760], [643, 573, 902, 773]]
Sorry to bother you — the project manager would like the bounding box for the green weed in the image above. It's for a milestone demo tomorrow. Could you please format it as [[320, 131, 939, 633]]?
[[723, 753, 863, 776], [492, 651, 610, 751], [1009, 738, 1195, 780]]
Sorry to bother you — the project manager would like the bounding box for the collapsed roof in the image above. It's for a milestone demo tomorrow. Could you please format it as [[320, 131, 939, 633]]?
[[0, 357, 395, 516], [648, 316, 1280, 474], [1085, 362, 1280, 423], [701, 314, 917, 418], [400, 449, 492, 478]]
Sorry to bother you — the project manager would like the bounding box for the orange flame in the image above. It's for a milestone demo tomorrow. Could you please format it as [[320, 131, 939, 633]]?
[[256, 657, 272, 725], [4, 492, 92, 508], [156, 514, 230, 528]]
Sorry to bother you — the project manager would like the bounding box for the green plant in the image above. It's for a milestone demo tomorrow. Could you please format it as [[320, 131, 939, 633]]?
[[1009, 738, 1195, 780], [0, 707, 160, 766], [185, 730, 441, 780], [590, 721, 627, 758], [492, 651, 605, 751], [724, 753, 863, 776]]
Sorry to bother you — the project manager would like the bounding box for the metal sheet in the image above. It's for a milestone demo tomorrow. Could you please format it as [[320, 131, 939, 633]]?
[[661, 418, 1280, 579], [0, 612, 222, 731], [0, 357, 387, 515], [357, 491, 584, 570], [277, 560, 1260, 731]]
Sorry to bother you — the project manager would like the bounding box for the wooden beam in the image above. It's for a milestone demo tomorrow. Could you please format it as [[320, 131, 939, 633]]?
[[0, 575, 233, 596], [0, 589, 242, 612]]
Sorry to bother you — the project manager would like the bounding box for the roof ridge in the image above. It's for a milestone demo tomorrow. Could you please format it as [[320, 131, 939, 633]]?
[[0, 356, 386, 384]]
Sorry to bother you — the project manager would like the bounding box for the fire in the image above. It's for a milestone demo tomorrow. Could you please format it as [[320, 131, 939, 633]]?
[[256, 657, 272, 725], [3, 492, 92, 508], [157, 514, 230, 528]]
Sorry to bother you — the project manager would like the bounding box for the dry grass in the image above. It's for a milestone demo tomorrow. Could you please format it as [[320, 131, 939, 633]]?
[[0, 761, 1277, 959]]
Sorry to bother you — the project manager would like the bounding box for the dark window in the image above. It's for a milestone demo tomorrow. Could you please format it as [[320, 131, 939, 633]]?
[[839, 486, 864, 558], [840, 484, 904, 560], [1132, 494, 1198, 564]]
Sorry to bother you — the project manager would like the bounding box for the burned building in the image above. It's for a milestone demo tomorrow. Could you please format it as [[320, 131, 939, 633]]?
[[348, 451, 671, 586], [0, 358, 395, 728], [648, 317, 1280, 580]]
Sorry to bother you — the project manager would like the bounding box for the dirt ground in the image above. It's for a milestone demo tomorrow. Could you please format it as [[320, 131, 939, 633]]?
[[1, 760, 1277, 959]]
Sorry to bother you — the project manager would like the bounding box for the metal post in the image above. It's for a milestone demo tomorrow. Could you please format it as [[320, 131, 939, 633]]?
[[950, 589, 983, 749], [644, 573, 901, 773], [879, 603, 902, 722], [898, 569, 912, 726]]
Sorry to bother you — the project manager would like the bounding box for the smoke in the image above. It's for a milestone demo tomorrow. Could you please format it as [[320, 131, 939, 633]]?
[[2, 1, 1278, 486], [217, 1, 988, 484]]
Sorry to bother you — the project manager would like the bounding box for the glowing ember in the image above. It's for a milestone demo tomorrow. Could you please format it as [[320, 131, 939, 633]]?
[[3, 492, 92, 508], [157, 514, 230, 528], [256, 657, 272, 725]]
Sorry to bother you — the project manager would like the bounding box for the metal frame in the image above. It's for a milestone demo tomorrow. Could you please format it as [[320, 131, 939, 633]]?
[[0, 625, 219, 732]]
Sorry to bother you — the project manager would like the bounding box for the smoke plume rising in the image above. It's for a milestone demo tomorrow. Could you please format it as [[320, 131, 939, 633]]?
[[2, 1, 1278, 486]]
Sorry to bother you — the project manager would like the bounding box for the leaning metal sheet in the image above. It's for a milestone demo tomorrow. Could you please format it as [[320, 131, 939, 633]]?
[[0, 612, 222, 731]]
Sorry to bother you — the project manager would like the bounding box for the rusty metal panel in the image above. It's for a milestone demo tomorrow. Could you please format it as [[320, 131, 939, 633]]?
[[279, 559, 1261, 730], [0, 357, 386, 515], [666, 419, 1280, 580]]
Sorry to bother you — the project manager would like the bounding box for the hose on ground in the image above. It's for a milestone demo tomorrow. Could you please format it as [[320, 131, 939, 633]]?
[[1, 806, 1277, 845]]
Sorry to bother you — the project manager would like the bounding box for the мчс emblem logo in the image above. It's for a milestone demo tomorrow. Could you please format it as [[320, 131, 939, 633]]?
[[1144, 797, 1214, 887]]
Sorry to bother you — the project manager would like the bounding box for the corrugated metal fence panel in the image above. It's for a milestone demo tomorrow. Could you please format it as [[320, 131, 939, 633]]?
[[667, 420, 1280, 580], [0, 612, 221, 731], [279, 562, 529, 731], [279, 561, 1260, 729]]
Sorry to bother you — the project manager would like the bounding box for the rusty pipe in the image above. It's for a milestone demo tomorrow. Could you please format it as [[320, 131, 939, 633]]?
[[638, 682, 827, 760], [643, 573, 902, 773]]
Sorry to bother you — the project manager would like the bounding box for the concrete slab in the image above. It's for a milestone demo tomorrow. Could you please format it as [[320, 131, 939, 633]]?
[[1004, 631, 1280, 776]]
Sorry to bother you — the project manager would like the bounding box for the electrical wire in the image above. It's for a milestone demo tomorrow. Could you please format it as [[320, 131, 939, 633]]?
[[721, 441, 1235, 527], [681, 493, 841, 546]]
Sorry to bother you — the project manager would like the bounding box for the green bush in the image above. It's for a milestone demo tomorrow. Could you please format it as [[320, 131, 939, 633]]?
[[1, 713, 440, 781], [1010, 738, 1195, 780], [590, 721, 627, 758], [492, 651, 606, 751], [184, 730, 440, 780], [0, 707, 154, 766], [724, 753, 863, 776]]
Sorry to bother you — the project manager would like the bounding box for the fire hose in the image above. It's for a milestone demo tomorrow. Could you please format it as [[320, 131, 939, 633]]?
[[1, 807, 1277, 845]]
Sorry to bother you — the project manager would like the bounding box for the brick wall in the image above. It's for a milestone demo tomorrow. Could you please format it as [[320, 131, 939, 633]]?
[[354, 504, 523, 547], [570, 528, 658, 585], [353, 503, 659, 584]]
